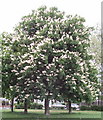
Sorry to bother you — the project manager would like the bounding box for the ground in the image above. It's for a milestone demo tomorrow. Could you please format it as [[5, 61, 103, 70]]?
[[1, 109, 102, 120]]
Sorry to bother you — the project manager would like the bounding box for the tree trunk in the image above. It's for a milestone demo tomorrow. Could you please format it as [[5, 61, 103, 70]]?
[[98, 96, 100, 106], [67, 101, 72, 114], [44, 98, 50, 115], [68, 101, 72, 113], [24, 98, 28, 113], [11, 97, 14, 112]]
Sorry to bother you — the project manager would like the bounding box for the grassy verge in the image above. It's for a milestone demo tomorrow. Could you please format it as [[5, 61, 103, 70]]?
[[1, 109, 102, 120]]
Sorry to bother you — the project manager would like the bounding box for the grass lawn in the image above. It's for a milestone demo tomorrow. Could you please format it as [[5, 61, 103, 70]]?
[[1, 109, 102, 120]]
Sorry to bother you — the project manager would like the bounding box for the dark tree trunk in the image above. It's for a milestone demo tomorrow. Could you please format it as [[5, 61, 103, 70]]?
[[68, 101, 72, 113], [24, 98, 28, 113], [11, 97, 14, 112], [44, 98, 50, 115], [66, 101, 72, 114]]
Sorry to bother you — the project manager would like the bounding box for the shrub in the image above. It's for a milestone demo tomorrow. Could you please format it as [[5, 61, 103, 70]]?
[[91, 105, 103, 111], [15, 102, 43, 109], [30, 103, 43, 109], [15, 103, 24, 109], [72, 107, 77, 110], [51, 107, 65, 110], [80, 105, 103, 111], [80, 106, 91, 110]]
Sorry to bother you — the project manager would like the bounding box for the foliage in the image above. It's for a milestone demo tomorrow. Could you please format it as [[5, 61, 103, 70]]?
[[2, 32, 18, 100], [80, 106, 91, 110], [15, 102, 43, 109], [2, 6, 100, 114], [30, 103, 43, 109], [51, 107, 65, 110], [15, 103, 24, 109], [91, 105, 103, 111], [89, 26, 101, 69], [80, 105, 103, 111]]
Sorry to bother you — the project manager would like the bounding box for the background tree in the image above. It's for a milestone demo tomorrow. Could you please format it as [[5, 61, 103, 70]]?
[[2, 32, 19, 112], [89, 26, 101, 67], [48, 18, 100, 113], [89, 26, 101, 104]]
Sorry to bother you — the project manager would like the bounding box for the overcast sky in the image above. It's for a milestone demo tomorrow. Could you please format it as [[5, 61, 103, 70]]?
[[0, 0, 102, 33]]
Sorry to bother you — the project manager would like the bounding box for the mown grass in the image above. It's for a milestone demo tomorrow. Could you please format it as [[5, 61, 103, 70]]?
[[1, 109, 102, 120]]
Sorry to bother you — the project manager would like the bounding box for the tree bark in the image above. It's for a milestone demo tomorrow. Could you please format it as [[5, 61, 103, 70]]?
[[69, 101, 72, 113], [44, 98, 50, 115], [67, 101, 72, 114], [24, 98, 28, 113], [11, 97, 14, 112]]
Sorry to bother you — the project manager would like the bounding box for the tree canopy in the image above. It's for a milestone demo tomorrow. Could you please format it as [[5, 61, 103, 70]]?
[[2, 6, 100, 114]]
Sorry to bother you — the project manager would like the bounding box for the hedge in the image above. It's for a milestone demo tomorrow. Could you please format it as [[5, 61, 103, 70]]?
[[80, 105, 103, 111], [15, 102, 43, 109]]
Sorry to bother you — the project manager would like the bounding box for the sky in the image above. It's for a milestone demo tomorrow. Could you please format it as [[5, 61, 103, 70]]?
[[0, 0, 102, 33]]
